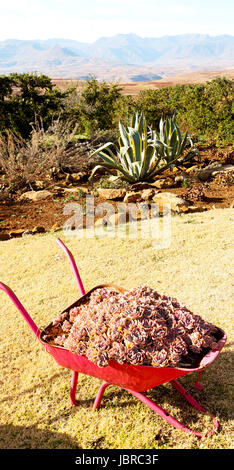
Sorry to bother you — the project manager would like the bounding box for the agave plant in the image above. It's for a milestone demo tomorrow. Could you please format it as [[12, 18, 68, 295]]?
[[90, 112, 188, 183], [148, 111, 200, 165]]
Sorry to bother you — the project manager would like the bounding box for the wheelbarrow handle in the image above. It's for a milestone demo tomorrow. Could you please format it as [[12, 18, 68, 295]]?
[[0, 282, 40, 338], [56, 238, 85, 296]]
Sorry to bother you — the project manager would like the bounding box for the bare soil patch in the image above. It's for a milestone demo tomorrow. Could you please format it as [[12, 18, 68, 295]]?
[[0, 141, 233, 240]]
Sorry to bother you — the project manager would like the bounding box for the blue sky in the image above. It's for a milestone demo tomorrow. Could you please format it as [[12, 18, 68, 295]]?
[[0, 0, 233, 42]]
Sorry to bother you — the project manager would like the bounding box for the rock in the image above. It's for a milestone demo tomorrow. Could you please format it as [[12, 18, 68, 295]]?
[[140, 189, 155, 201], [196, 163, 223, 181], [151, 179, 167, 189], [22, 230, 34, 237], [122, 187, 159, 203], [66, 172, 88, 183], [133, 205, 150, 221], [32, 226, 46, 234], [0, 233, 10, 241], [95, 204, 151, 228], [152, 192, 189, 213], [96, 188, 126, 200], [51, 223, 62, 232], [174, 175, 185, 185], [197, 170, 216, 182], [34, 180, 47, 190], [62, 187, 78, 194], [123, 191, 142, 203], [196, 164, 234, 182], [151, 178, 174, 189], [186, 165, 199, 173], [211, 164, 234, 177], [9, 229, 27, 238], [187, 206, 208, 213], [19, 190, 53, 201]]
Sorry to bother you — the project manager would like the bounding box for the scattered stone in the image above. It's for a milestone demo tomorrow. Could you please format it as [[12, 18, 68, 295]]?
[[0, 233, 10, 241], [211, 165, 234, 177], [51, 223, 62, 232], [34, 180, 47, 190], [186, 165, 199, 173], [187, 206, 208, 213], [9, 229, 27, 238], [196, 163, 227, 182], [22, 230, 34, 237], [62, 187, 79, 194], [123, 191, 142, 203], [152, 192, 190, 213], [174, 175, 185, 185], [66, 172, 89, 183], [19, 190, 53, 201], [151, 179, 167, 189], [96, 188, 126, 200], [52, 186, 65, 197], [32, 226, 46, 234], [140, 189, 155, 201]]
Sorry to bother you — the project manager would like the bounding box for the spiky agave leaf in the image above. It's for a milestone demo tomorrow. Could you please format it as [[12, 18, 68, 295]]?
[[151, 112, 200, 165], [89, 111, 198, 183]]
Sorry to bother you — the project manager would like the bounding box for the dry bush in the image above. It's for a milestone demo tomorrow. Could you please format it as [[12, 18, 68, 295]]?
[[0, 119, 81, 191]]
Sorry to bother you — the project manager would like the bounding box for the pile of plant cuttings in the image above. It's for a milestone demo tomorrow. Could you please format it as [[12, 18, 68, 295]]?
[[43, 285, 223, 369]]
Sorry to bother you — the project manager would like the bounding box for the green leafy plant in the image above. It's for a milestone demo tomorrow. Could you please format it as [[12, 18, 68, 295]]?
[[136, 78, 234, 144], [90, 112, 194, 183], [90, 112, 158, 182], [148, 111, 200, 165]]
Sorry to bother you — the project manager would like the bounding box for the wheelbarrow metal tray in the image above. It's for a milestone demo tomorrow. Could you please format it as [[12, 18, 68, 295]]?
[[39, 284, 227, 393]]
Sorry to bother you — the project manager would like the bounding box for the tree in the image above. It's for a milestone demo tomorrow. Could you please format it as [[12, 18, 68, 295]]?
[[78, 76, 123, 131], [0, 72, 68, 138]]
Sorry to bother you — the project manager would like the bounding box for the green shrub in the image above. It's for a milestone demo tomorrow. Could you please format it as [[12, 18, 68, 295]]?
[[0, 73, 69, 138], [136, 78, 234, 144]]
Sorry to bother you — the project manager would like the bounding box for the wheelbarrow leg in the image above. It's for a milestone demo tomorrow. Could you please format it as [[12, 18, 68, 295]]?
[[70, 376, 111, 409], [70, 371, 79, 406], [195, 370, 204, 390], [93, 382, 111, 410], [123, 380, 219, 438]]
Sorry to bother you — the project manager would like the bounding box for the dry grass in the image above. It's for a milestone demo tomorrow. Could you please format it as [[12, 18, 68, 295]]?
[[0, 208, 233, 449], [0, 120, 79, 191]]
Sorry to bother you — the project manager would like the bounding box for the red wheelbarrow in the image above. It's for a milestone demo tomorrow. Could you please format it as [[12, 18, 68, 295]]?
[[0, 238, 226, 438]]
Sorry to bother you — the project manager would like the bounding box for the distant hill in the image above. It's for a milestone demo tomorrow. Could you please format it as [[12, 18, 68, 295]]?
[[0, 34, 233, 82]]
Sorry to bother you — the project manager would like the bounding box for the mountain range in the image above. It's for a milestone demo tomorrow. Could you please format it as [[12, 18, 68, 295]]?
[[0, 34, 233, 82]]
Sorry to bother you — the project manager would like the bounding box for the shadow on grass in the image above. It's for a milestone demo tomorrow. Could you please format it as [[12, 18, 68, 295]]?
[[1, 348, 232, 439], [0, 423, 80, 449]]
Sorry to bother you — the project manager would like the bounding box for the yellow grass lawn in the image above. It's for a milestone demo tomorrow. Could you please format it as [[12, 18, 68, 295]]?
[[0, 208, 233, 449]]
